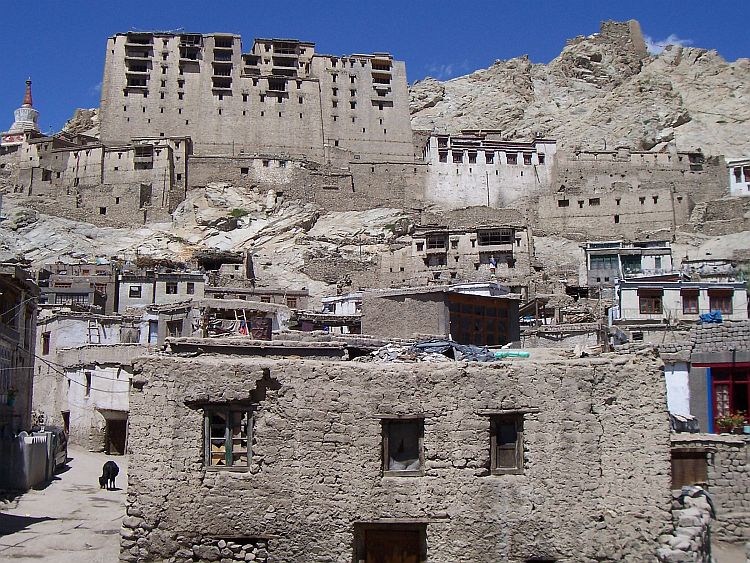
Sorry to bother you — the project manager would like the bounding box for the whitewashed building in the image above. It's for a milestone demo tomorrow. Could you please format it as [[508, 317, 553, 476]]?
[[727, 157, 750, 197]]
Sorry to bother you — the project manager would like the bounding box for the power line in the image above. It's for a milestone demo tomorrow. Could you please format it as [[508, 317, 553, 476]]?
[[33, 352, 133, 394]]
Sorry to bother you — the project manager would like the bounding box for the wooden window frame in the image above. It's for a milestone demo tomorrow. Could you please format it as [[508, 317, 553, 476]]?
[[490, 414, 524, 475], [681, 290, 699, 314], [711, 367, 750, 420], [204, 406, 252, 471], [709, 293, 733, 314], [671, 447, 709, 488], [381, 417, 425, 477], [639, 295, 662, 314]]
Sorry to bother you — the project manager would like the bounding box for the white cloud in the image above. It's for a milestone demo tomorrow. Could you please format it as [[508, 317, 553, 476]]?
[[425, 61, 471, 80], [89, 81, 102, 96], [645, 33, 694, 55]]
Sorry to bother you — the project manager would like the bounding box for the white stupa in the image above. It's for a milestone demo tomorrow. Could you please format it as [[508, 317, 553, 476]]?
[[1, 79, 40, 146]]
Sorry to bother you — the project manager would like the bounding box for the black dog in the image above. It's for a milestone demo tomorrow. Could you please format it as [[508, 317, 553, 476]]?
[[99, 460, 119, 490]]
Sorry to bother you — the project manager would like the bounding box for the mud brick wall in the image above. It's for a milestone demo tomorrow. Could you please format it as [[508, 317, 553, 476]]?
[[123, 350, 671, 562]]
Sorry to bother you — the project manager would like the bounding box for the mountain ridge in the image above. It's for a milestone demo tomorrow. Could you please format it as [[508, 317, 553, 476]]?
[[409, 20, 750, 157]]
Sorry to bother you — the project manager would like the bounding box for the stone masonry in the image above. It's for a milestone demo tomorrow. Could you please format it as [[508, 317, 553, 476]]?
[[123, 348, 671, 562]]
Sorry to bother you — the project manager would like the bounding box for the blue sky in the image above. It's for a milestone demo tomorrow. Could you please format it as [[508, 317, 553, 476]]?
[[1, 0, 747, 133]]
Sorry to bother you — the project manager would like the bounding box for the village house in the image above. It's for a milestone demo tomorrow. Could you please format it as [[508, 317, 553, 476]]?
[[613, 278, 748, 327], [118, 268, 206, 311], [0, 264, 41, 490], [37, 261, 119, 313], [581, 239, 674, 288], [727, 157, 750, 197], [122, 344, 671, 562], [361, 283, 520, 345]]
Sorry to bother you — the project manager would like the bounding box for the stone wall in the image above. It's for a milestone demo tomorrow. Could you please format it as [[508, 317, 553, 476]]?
[[657, 491, 714, 563], [188, 155, 426, 212], [672, 434, 750, 543], [123, 350, 672, 562]]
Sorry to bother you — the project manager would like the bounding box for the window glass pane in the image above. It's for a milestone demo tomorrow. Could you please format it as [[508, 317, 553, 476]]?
[[496, 421, 517, 445], [231, 411, 249, 465], [495, 421, 517, 468], [387, 421, 421, 471], [209, 412, 228, 466]]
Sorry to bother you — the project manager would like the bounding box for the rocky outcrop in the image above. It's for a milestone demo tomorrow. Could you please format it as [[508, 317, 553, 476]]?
[[410, 20, 750, 156], [62, 108, 99, 138]]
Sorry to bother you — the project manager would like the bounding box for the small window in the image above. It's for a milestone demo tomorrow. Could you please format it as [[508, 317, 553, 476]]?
[[506, 153, 517, 165], [588, 198, 600, 206], [286, 297, 297, 308], [614, 215, 620, 224], [382, 418, 424, 475], [639, 295, 663, 314], [557, 199, 569, 208], [99, 207, 107, 215], [578, 200, 584, 209], [129, 285, 142, 298], [416, 242, 424, 252], [491, 414, 524, 474], [653, 195, 659, 204], [682, 291, 699, 314], [709, 292, 733, 314], [485, 152, 494, 164], [165, 282, 178, 294], [639, 196, 645, 204], [260, 296, 271, 303], [350, 101, 356, 110], [240, 167, 249, 174], [205, 407, 251, 468], [262, 160, 270, 167], [523, 153, 532, 165], [42, 332, 51, 355], [537, 153, 546, 165], [85, 372, 92, 397], [615, 198, 621, 205], [166, 319, 183, 337]]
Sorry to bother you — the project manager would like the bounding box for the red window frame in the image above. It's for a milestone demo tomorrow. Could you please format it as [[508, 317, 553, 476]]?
[[639, 296, 662, 314], [711, 367, 750, 420], [709, 294, 733, 314], [681, 291, 699, 314]]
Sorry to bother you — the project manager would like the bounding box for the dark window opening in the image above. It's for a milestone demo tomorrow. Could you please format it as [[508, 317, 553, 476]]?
[[382, 418, 423, 475], [491, 414, 524, 474]]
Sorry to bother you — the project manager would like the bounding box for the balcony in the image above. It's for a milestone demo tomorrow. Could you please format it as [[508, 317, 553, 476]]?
[[270, 68, 297, 77], [125, 52, 152, 61]]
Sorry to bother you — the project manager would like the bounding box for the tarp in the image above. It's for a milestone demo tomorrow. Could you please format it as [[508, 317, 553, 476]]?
[[699, 311, 723, 324]]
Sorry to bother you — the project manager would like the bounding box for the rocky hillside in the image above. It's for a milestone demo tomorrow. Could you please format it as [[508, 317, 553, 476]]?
[[410, 20, 750, 157]]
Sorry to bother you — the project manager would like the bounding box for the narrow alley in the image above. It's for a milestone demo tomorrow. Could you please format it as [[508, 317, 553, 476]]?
[[0, 446, 126, 562]]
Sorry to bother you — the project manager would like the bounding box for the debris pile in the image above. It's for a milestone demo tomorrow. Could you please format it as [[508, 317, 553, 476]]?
[[354, 339, 522, 363]]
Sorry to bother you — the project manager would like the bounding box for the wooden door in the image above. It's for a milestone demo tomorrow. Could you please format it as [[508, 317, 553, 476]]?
[[251, 317, 272, 340], [365, 529, 420, 563]]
